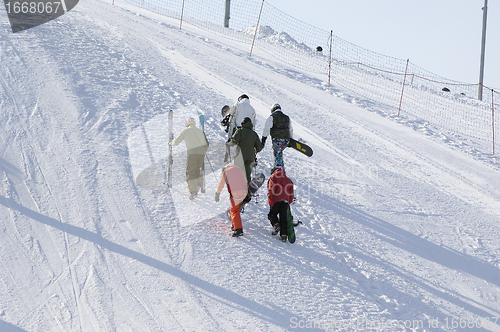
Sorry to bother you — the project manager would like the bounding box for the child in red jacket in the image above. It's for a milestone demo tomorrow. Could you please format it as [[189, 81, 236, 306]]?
[[267, 167, 294, 242]]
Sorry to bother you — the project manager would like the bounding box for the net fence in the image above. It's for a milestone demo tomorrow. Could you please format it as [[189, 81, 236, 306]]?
[[116, 0, 500, 151]]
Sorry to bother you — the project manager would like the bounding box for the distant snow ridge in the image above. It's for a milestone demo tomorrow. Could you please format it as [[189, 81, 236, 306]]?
[[243, 25, 312, 53]]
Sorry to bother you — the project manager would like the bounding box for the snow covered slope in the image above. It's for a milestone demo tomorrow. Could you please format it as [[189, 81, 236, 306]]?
[[1, 0, 500, 331]]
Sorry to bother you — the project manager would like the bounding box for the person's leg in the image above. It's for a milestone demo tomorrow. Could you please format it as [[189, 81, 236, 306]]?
[[194, 154, 205, 191], [230, 196, 243, 232], [268, 204, 280, 235], [272, 139, 289, 168], [268, 204, 279, 226], [186, 154, 204, 195], [272, 140, 281, 168], [243, 159, 253, 184], [278, 202, 289, 238], [185, 155, 197, 195]]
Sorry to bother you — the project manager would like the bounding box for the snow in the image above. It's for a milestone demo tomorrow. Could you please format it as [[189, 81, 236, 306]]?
[[242, 25, 312, 54], [1, 0, 500, 331]]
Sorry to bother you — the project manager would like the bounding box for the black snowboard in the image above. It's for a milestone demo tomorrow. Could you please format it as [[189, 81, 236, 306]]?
[[240, 173, 265, 211], [288, 138, 313, 157]]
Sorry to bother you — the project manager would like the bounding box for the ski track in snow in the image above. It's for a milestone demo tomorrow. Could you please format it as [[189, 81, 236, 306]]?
[[0, 0, 500, 331]]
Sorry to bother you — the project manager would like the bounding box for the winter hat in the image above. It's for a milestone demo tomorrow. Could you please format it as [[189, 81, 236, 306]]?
[[221, 105, 231, 117], [270, 103, 281, 113], [241, 117, 252, 126], [238, 94, 249, 102], [185, 117, 196, 126]]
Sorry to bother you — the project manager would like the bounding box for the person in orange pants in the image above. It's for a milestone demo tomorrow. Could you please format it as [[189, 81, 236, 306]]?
[[215, 165, 248, 237]]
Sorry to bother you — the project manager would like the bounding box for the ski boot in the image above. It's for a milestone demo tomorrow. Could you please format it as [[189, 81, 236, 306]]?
[[232, 228, 243, 237]]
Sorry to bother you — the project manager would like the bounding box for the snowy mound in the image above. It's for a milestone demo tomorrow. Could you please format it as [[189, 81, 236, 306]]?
[[243, 25, 312, 53]]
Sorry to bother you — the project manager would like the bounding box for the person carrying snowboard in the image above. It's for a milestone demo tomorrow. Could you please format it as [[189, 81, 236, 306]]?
[[214, 165, 248, 237], [171, 117, 209, 200], [261, 103, 293, 169], [227, 94, 257, 139], [229, 117, 263, 184], [267, 167, 294, 242]]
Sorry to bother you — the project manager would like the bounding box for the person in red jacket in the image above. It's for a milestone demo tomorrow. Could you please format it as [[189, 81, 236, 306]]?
[[267, 167, 294, 242], [214, 165, 248, 237]]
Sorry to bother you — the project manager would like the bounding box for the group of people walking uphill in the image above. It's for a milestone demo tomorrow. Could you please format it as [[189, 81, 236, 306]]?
[[171, 94, 296, 241]]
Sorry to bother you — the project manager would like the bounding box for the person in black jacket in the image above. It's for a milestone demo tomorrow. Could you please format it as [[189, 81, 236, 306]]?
[[261, 104, 293, 169]]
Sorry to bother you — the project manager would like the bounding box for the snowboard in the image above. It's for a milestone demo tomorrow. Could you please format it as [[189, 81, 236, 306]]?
[[287, 204, 296, 244], [199, 115, 206, 193], [223, 106, 236, 166], [288, 138, 313, 157], [239, 172, 265, 211]]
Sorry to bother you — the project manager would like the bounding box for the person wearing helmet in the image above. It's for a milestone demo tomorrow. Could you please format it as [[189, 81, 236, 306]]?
[[227, 94, 257, 139], [229, 117, 263, 184], [171, 117, 209, 200], [261, 103, 293, 169]]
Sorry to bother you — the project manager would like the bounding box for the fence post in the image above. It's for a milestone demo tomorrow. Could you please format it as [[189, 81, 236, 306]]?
[[250, 0, 264, 57], [180, 0, 185, 30], [398, 59, 409, 116], [224, 0, 230, 27], [478, 0, 488, 100], [493, 89, 495, 155], [328, 30, 333, 89]]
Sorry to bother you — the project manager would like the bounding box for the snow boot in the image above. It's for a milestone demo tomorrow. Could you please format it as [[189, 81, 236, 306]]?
[[272, 223, 280, 236], [189, 192, 198, 200], [280, 235, 287, 242], [232, 228, 243, 237]]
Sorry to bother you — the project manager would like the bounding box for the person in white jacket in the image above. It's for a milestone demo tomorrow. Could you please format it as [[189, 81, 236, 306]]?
[[171, 117, 209, 200], [227, 94, 256, 139]]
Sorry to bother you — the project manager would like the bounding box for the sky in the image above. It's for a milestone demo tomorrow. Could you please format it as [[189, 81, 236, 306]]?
[[267, 0, 500, 92]]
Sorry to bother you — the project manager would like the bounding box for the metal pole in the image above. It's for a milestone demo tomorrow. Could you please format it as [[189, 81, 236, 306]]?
[[478, 0, 488, 100], [493, 89, 495, 155], [180, 0, 185, 30], [328, 30, 333, 89], [249, 0, 264, 57], [224, 0, 231, 28], [398, 59, 409, 116]]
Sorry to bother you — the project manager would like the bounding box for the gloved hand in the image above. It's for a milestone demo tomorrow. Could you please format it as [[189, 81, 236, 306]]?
[[214, 193, 220, 202], [261, 136, 267, 148]]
